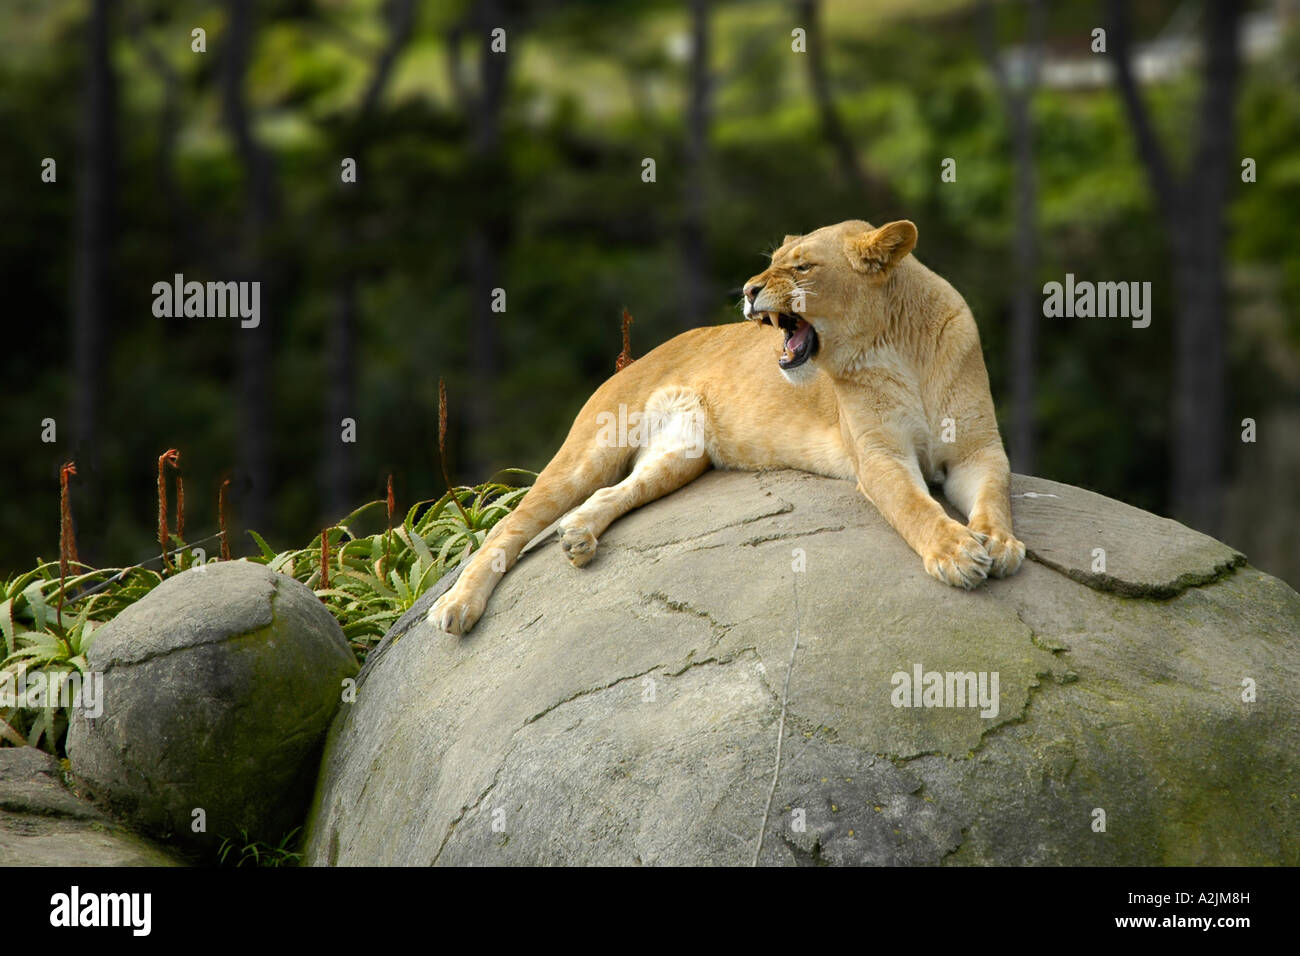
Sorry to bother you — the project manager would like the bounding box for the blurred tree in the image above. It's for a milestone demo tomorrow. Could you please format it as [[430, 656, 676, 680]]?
[[221, 0, 281, 534], [794, 0, 889, 210], [455, 0, 517, 477], [1109, 0, 1242, 535], [70, 0, 118, 564], [680, 0, 713, 330], [981, 0, 1045, 475], [323, 0, 419, 520], [125, 1, 185, 249]]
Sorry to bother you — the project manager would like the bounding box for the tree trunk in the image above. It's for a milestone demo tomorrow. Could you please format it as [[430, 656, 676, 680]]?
[[323, 0, 417, 520], [70, 0, 117, 563], [679, 0, 711, 330], [126, 5, 184, 247], [795, 0, 886, 210], [981, 0, 1044, 475], [1171, 236, 1226, 532], [1109, 0, 1240, 535], [1007, 89, 1039, 475], [1170, 0, 1238, 535], [221, 0, 279, 536], [463, 0, 512, 480], [324, 274, 359, 521]]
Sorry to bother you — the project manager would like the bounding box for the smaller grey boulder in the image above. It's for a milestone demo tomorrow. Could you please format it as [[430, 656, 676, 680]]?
[[0, 747, 181, 866], [67, 561, 357, 854]]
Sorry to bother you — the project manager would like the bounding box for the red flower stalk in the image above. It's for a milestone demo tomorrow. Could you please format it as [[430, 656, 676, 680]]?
[[157, 449, 181, 570], [384, 474, 395, 576], [59, 462, 79, 570], [175, 475, 185, 542], [616, 308, 635, 371], [438, 378, 449, 459], [319, 529, 331, 591], [438, 378, 475, 540], [218, 478, 232, 561], [57, 461, 78, 627]]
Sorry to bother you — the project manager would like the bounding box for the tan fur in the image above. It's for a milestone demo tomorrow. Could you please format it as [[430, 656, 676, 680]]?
[[430, 219, 1024, 635]]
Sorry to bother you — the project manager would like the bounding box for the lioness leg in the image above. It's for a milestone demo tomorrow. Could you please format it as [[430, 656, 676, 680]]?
[[428, 444, 626, 636], [558, 443, 710, 567], [942, 444, 1025, 577], [855, 440, 992, 589], [559, 387, 711, 566]]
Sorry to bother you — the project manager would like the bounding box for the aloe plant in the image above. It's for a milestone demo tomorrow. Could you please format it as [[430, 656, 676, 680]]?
[[0, 562, 164, 750], [248, 471, 533, 655], [0, 471, 533, 753]]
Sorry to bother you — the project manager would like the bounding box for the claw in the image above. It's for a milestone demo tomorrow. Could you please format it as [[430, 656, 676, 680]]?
[[559, 524, 598, 568], [428, 588, 483, 635], [924, 524, 993, 589]]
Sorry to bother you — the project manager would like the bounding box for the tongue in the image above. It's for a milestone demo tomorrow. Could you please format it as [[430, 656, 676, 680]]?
[[787, 320, 812, 353]]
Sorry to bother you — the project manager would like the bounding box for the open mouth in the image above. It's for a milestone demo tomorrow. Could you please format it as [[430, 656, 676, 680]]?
[[756, 311, 819, 370]]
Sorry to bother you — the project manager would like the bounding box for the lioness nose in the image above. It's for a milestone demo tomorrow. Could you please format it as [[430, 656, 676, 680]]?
[[745, 282, 764, 303]]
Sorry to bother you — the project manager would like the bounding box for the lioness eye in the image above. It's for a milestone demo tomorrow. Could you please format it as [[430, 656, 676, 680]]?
[[796, 263, 814, 272]]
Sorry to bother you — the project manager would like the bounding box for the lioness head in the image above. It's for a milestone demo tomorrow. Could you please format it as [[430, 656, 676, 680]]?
[[741, 219, 919, 383]]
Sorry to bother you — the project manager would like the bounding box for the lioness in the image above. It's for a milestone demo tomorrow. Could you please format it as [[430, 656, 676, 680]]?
[[430, 219, 1024, 635]]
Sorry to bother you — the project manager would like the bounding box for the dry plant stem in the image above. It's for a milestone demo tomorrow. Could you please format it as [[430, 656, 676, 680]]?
[[438, 378, 475, 543], [176, 476, 185, 542], [616, 308, 636, 371], [157, 449, 181, 570], [385, 474, 395, 577], [218, 479, 232, 561], [320, 530, 331, 591], [57, 461, 78, 631]]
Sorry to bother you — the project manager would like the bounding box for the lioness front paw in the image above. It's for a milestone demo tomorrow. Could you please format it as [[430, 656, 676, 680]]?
[[559, 524, 598, 568], [984, 530, 1025, 577], [923, 524, 992, 589], [428, 587, 485, 636], [968, 519, 1025, 578]]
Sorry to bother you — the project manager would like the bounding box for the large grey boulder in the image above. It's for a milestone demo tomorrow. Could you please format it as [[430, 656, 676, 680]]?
[[0, 747, 181, 866], [304, 470, 1298, 866], [68, 561, 358, 854]]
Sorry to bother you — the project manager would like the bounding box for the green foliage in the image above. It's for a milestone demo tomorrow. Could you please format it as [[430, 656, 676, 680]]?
[[0, 562, 164, 751], [0, 473, 532, 753], [217, 827, 303, 868], [246, 471, 532, 658]]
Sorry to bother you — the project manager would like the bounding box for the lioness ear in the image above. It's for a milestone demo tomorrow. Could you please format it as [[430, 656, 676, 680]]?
[[844, 220, 918, 279], [782, 234, 801, 247]]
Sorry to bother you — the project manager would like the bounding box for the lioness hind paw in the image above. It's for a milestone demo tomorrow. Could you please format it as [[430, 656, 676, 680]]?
[[428, 589, 484, 636], [559, 525, 598, 568]]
